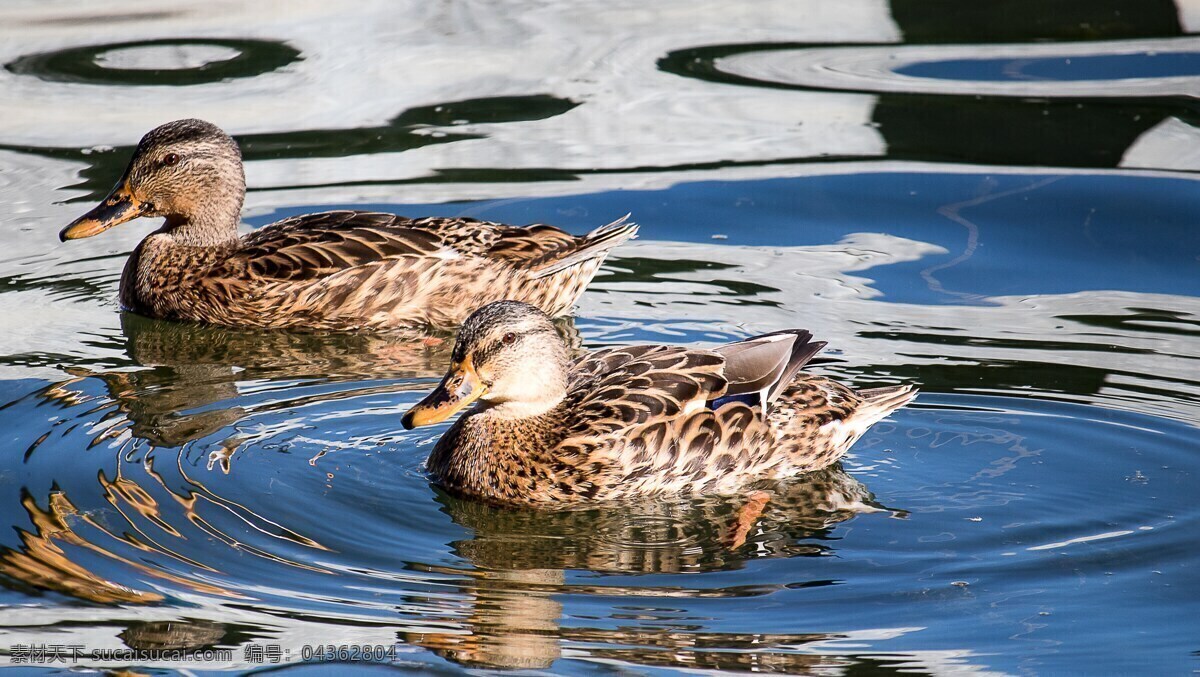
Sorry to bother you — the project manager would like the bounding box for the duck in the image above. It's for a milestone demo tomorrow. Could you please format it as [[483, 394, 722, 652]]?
[[401, 300, 917, 507], [59, 119, 637, 331]]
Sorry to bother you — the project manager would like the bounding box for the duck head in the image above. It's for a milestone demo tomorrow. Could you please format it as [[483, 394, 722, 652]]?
[[60, 119, 245, 246], [402, 301, 571, 429]]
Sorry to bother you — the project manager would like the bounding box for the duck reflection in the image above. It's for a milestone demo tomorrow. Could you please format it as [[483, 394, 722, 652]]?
[[33, 313, 472, 450], [0, 456, 335, 604], [0, 486, 238, 604], [406, 465, 894, 670], [442, 464, 885, 573], [119, 619, 230, 653]]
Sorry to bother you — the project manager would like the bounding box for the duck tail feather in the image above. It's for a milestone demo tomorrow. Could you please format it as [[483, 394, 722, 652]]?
[[529, 214, 639, 279], [854, 384, 919, 425]]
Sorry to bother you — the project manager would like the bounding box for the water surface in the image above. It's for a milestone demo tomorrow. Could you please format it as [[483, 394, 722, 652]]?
[[0, 1, 1197, 674]]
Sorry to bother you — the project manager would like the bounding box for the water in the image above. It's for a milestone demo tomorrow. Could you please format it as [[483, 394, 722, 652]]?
[[0, 1, 1198, 674]]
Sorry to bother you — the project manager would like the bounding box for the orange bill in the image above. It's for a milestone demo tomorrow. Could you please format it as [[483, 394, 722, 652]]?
[[401, 356, 487, 429], [60, 181, 146, 241]]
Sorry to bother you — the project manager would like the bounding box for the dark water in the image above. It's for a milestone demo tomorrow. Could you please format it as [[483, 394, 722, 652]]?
[[0, 2, 1198, 674]]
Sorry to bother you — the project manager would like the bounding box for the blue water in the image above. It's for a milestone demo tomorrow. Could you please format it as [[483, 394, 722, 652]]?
[[0, 2, 1198, 675], [898, 52, 1200, 82]]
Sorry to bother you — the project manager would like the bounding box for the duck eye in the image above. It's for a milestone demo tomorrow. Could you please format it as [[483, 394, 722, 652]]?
[[162, 153, 180, 167], [502, 332, 517, 345]]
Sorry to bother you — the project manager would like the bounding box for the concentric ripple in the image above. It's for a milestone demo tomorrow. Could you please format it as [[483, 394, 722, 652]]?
[[695, 37, 1200, 97], [5, 38, 301, 86]]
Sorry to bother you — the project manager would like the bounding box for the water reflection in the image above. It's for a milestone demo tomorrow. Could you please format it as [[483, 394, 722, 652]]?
[[414, 613, 853, 672], [1, 488, 206, 604], [25, 314, 458, 451], [408, 465, 890, 669], [120, 619, 232, 653], [711, 38, 1200, 98], [438, 465, 887, 574], [661, 41, 1200, 172], [888, 0, 1191, 43], [1, 382, 1188, 673], [4, 432, 882, 600]]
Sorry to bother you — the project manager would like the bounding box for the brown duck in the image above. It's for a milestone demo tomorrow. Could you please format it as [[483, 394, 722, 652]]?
[[60, 119, 637, 330], [402, 301, 917, 507]]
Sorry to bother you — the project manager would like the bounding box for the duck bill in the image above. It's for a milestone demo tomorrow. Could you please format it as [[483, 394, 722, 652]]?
[[60, 181, 145, 241], [401, 357, 487, 429]]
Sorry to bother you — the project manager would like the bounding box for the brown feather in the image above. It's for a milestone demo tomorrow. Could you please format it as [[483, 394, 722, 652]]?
[[120, 210, 637, 330]]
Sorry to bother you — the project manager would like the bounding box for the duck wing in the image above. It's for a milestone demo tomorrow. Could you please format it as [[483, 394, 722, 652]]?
[[230, 211, 448, 282], [562, 328, 824, 444], [230, 211, 637, 283], [559, 344, 775, 499], [710, 330, 826, 411], [476, 223, 578, 261], [559, 331, 827, 458], [524, 215, 638, 278], [562, 345, 728, 449]]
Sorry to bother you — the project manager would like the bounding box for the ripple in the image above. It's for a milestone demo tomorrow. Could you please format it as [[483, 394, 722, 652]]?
[[0, 336, 1195, 673], [691, 37, 1200, 97], [5, 38, 301, 86]]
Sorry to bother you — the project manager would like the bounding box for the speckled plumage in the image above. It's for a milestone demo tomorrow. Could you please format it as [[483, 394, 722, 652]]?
[[119, 209, 635, 330], [62, 119, 637, 330], [407, 301, 917, 507]]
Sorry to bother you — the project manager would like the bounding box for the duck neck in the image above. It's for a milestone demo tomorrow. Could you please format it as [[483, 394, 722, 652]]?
[[161, 208, 241, 249], [159, 167, 245, 248], [478, 392, 566, 421]]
